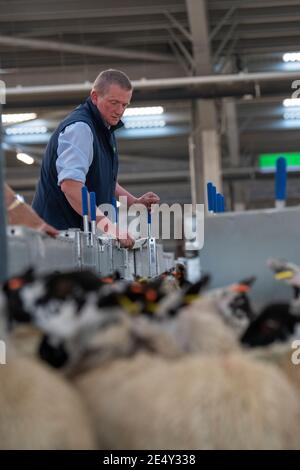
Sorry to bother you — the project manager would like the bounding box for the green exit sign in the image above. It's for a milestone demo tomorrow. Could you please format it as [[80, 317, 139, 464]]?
[[259, 153, 300, 172]]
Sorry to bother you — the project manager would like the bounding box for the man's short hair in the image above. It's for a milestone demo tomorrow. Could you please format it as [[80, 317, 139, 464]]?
[[92, 69, 132, 95]]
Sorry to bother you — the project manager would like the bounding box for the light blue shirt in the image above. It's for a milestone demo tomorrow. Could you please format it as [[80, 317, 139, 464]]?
[[56, 122, 94, 185]]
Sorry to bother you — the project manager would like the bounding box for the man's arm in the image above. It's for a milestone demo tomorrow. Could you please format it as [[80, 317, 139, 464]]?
[[116, 182, 160, 209], [115, 182, 137, 206], [60, 180, 84, 216], [61, 179, 108, 226], [4, 184, 58, 236], [61, 179, 134, 247]]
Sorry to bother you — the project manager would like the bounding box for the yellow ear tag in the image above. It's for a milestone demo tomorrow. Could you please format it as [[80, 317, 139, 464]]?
[[146, 302, 157, 314], [119, 296, 139, 316], [184, 294, 199, 304], [274, 270, 294, 281]]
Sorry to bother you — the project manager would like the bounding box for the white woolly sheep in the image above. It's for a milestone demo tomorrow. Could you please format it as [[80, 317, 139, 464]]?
[[0, 344, 96, 449], [74, 352, 300, 450]]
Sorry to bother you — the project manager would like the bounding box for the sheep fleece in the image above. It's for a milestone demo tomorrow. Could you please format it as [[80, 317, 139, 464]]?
[[75, 353, 300, 449], [0, 355, 96, 449]]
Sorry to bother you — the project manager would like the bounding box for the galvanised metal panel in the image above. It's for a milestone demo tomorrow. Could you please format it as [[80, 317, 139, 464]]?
[[7, 226, 77, 277], [95, 237, 113, 278], [7, 226, 173, 281]]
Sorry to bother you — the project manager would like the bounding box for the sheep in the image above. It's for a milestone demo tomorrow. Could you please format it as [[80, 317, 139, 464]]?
[[5, 273, 300, 450], [239, 260, 300, 348], [171, 307, 239, 354], [0, 350, 97, 449], [179, 279, 255, 338], [0, 290, 96, 450], [4, 268, 250, 367], [74, 352, 300, 450], [270, 342, 300, 389], [143, 281, 250, 357], [94, 276, 243, 358], [240, 302, 300, 347], [4, 278, 240, 370], [6, 298, 238, 380]]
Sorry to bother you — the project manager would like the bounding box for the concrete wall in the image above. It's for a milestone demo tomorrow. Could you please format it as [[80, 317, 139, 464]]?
[[200, 206, 300, 308]]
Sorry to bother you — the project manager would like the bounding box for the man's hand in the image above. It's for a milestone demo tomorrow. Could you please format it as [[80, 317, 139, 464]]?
[[116, 229, 135, 249], [97, 214, 135, 249], [37, 222, 59, 237], [136, 192, 160, 209], [14, 205, 59, 237]]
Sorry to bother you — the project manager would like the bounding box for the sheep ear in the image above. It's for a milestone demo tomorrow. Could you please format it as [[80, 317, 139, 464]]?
[[3, 268, 36, 293], [22, 268, 36, 283], [185, 274, 211, 295], [238, 276, 256, 288]]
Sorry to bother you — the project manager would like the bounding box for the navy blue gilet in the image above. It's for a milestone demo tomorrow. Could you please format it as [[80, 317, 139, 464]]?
[[32, 97, 122, 230]]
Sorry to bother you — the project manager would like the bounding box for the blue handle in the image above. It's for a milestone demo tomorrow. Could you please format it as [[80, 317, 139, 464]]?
[[216, 193, 223, 213], [81, 186, 88, 216], [148, 211, 151, 225], [221, 194, 225, 212], [211, 185, 217, 213], [90, 192, 96, 221], [207, 182, 214, 212], [275, 156, 287, 201], [112, 197, 118, 223]]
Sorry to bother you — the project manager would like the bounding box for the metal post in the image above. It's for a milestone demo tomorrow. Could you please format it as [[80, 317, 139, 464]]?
[[0, 103, 8, 281], [186, 0, 223, 204]]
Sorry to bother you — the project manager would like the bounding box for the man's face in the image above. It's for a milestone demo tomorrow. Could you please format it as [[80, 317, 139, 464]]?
[[91, 84, 132, 126]]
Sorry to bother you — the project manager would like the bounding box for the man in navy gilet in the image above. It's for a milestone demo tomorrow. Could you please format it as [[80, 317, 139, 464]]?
[[32, 69, 159, 247]]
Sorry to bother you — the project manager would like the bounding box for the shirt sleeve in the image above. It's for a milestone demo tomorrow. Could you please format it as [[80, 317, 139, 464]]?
[[56, 121, 94, 185]]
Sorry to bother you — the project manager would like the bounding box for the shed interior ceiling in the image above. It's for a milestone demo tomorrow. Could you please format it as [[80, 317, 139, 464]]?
[[2, 0, 300, 207]]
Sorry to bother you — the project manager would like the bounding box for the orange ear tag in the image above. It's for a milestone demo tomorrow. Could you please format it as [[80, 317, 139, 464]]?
[[8, 278, 24, 290]]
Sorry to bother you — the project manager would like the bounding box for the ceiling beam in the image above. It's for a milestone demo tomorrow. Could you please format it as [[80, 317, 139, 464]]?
[[0, 34, 175, 63], [0, 4, 186, 22], [208, 0, 300, 10], [213, 26, 300, 41], [167, 28, 195, 70], [15, 21, 187, 38], [209, 5, 236, 41], [4, 70, 300, 107], [164, 11, 192, 42]]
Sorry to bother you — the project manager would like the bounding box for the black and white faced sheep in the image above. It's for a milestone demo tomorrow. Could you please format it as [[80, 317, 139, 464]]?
[[3, 270, 254, 370], [241, 259, 300, 347]]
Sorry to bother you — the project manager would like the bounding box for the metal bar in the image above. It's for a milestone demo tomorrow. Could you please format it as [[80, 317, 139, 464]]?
[[0, 5, 186, 22], [148, 238, 157, 278], [216, 36, 238, 73], [6, 70, 300, 96], [164, 10, 192, 42], [0, 103, 8, 282], [168, 39, 191, 76], [213, 21, 238, 63], [0, 34, 175, 63], [208, 0, 300, 10], [167, 28, 195, 69], [4, 70, 300, 106], [209, 5, 236, 41], [188, 135, 197, 208], [17, 21, 188, 38]]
